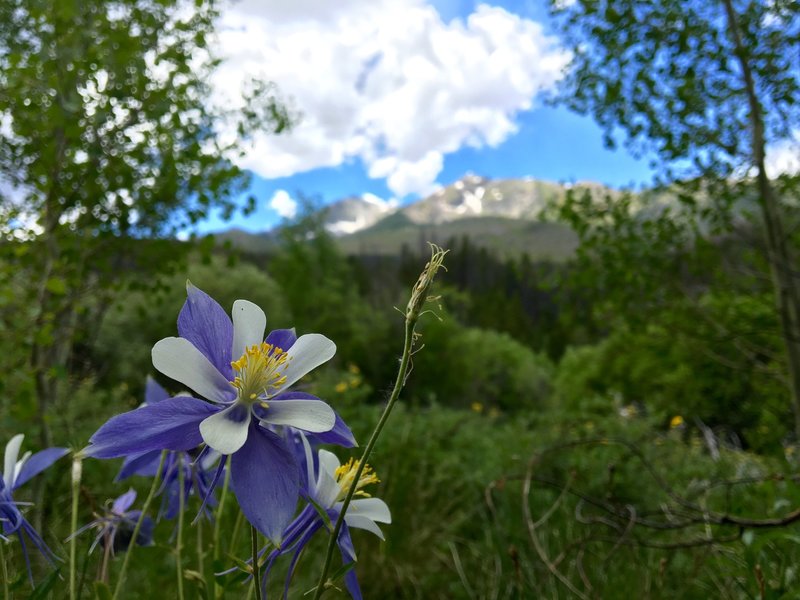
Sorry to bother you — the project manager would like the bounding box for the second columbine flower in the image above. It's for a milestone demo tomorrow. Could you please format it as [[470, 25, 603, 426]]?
[[86, 282, 340, 543]]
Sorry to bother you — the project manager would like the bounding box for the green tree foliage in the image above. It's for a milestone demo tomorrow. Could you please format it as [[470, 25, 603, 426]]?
[[93, 254, 292, 392], [0, 0, 291, 445], [553, 0, 798, 176], [411, 311, 554, 411], [550, 0, 800, 434], [266, 206, 397, 388]]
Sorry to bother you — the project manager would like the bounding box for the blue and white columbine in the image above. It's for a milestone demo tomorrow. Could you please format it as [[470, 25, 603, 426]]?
[[116, 377, 221, 521], [69, 489, 155, 555], [0, 434, 68, 581], [86, 283, 340, 543], [262, 434, 391, 600]]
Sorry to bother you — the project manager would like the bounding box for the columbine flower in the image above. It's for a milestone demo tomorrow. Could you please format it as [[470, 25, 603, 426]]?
[[85, 283, 344, 543], [262, 434, 391, 600], [70, 489, 155, 555], [0, 434, 68, 581], [116, 377, 221, 521]]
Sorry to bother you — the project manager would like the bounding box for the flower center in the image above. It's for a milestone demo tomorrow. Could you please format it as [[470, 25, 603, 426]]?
[[334, 458, 380, 502], [230, 343, 289, 403]]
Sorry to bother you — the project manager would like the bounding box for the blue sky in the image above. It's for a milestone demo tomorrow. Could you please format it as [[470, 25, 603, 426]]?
[[198, 0, 655, 234]]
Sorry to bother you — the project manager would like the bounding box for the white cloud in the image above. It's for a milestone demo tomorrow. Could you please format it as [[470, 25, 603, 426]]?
[[268, 189, 298, 219], [765, 135, 800, 178], [212, 1, 568, 196]]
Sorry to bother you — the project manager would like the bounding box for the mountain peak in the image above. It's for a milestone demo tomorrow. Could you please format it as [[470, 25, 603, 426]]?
[[403, 175, 564, 225], [323, 194, 396, 236]]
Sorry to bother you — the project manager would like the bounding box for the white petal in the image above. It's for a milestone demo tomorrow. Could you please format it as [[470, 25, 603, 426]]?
[[343, 513, 385, 540], [315, 450, 342, 507], [200, 449, 222, 471], [199, 404, 251, 455], [152, 337, 233, 403], [315, 470, 340, 508], [318, 449, 341, 477], [4, 434, 24, 487], [231, 300, 266, 359], [349, 498, 391, 523], [271, 334, 336, 394], [299, 433, 315, 489], [260, 400, 335, 433], [13, 451, 31, 486]]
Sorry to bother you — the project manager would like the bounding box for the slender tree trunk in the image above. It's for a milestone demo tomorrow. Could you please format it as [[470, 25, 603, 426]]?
[[721, 0, 800, 436]]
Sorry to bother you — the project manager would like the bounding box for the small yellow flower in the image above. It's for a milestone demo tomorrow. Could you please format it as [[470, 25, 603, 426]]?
[[470, 402, 483, 413], [348, 377, 362, 389], [347, 363, 361, 375], [670, 415, 684, 428], [335, 381, 348, 393]]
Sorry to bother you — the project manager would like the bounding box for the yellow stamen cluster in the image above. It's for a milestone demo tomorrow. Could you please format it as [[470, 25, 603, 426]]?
[[230, 343, 289, 403], [334, 458, 380, 502]]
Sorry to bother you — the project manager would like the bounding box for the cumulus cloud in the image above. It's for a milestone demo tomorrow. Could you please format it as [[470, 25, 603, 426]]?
[[269, 189, 298, 219], [212, 1, 569, 196], [765, 135, 800, 178]]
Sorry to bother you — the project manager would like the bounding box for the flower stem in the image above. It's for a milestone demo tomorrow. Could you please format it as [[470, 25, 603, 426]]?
[[112, 451, 167, 600], [251, 525, 262, 600], [213, 456, 231, 600], [176, 455, 186, 600], [0, 539, 9, 600], [69, 455, 83, 600], [312, 245, 447, 600], [196, 511, 204, 593], [228, 508, 244, 557]]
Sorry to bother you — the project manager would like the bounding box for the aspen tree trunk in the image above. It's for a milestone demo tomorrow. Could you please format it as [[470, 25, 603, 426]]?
[[722, 0, 800, 436]]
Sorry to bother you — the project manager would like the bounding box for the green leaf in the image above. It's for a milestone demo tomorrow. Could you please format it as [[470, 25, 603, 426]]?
[[93, 581, 113, 600], [29, 568, 60, 600], [45, 277, 67, 295]]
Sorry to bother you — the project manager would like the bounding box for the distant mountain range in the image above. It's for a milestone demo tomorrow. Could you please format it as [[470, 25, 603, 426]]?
[[214, 174, 613, 260]]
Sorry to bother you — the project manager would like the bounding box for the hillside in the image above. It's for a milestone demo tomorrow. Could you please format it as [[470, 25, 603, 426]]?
[[337, 215, 578, 260], [211, 174, 609, 258]]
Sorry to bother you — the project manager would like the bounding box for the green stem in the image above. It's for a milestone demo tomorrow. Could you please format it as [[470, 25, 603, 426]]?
[[1, 539, 9, 600], [251, 525, 262, 600], [213, 456, 231, 600], [228, 509, 244, 557], [176, 455, 185, 600], [312, 246, 446, 600], [70, 455, 82, 600], [112, 451, 167, 600], [313, 318, 416, 599], [196, 512, 204, 594]]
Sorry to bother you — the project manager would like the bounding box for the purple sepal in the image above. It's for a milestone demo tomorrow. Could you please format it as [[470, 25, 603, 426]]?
[[122, 510, 155, 549], [283, 522, 323, 599], [86, 397, 217, 458], [112, 489, 137, 513], [265, 328, 297, 352], [145, 376, 171, 404], [231, 424, 299, 545], [116, 450, 161, 481], [270, 391, 357, 448], [178, 283, 234, 380], [13, 447, 69, 490], [337, 524, 362, 600], [308, 412, 357, 448]]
